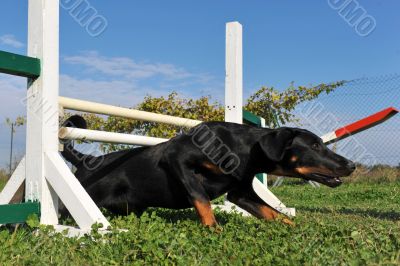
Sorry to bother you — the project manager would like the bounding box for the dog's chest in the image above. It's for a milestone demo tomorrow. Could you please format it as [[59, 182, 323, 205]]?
[[195, 172, 235, 200]]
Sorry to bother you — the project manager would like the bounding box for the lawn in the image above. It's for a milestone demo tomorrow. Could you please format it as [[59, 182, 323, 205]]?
[[0, 182, 399, 265]]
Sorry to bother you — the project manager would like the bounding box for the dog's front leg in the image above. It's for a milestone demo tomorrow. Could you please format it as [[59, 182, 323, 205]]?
[[167, 160, 217, 227], [227, 186, 294, 226], [192, 199, 216, 227]]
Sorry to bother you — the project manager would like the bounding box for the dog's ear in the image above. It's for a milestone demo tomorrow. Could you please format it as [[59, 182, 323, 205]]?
[[258, 128, 295, 162], [63, 115, 87, 129]]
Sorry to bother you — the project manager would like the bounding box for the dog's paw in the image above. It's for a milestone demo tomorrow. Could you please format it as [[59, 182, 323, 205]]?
[[206, 224, 223, 233], [214, 224, 224, 233], [282, 218, 295, 227], [274, 214, 295, 227]]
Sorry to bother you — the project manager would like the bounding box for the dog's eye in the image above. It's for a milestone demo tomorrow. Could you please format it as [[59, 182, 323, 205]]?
[[312, 143, 320, 150]]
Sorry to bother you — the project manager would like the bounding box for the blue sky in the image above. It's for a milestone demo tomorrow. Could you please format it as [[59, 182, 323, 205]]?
[[0, 0, 399, 167]]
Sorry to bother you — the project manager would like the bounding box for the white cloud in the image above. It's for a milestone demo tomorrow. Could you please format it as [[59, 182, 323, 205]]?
[[0, 52, 223, 166], [60, 74, 140, 106], [60, 74, 184, 107], [61, 51, 222, 103], [64, 51, 194, 80], [0, 34, 24, 48]]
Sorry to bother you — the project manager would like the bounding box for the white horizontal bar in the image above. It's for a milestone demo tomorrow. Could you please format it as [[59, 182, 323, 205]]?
[[59, 127, 169, 146], [59, 96, 202, 128]]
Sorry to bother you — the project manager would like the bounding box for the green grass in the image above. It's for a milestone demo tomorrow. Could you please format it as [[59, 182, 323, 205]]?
[[0, 183, 399, 265]]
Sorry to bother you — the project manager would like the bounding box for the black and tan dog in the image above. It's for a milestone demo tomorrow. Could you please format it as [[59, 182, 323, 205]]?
[[60, 115, 355, 226]]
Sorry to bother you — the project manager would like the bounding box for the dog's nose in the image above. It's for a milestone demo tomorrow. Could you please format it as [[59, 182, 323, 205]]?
[[347, 161, 356, 171]]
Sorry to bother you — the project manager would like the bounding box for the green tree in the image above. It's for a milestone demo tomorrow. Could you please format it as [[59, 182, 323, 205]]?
[[245, 81, 344, 127]]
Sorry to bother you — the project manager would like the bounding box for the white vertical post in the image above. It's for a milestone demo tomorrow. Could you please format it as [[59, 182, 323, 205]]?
[[225, 22, 243, 124], [223, 22, 243, 207], [26, 0, 60, 224]]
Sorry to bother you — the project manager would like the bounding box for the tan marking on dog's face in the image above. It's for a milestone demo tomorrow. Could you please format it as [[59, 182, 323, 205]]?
[[295, 166, 332, 175], [290, 156, 298, 163], [193, 200, 217, 227], [202, 161, 223, 175], [269, 166, 287, 176]]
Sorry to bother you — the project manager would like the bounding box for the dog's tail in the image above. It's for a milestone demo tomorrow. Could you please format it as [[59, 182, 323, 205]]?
[[61, 115, 95, 167]]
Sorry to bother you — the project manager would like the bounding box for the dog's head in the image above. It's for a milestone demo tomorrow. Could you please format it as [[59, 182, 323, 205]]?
[[258, 127, 355, 187]]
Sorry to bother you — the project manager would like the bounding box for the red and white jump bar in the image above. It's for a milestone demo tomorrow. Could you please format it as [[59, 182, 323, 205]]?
[[321, 107, 399, 144]]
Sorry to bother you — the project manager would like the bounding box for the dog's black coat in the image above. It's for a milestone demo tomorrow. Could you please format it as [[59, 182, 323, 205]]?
[[60, 116, 355, 224]]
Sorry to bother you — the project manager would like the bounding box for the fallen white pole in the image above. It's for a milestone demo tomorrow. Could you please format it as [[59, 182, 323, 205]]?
[[59, 96, 202, 128], [321, 107, 399, 144], [59, 127, 169, 146]]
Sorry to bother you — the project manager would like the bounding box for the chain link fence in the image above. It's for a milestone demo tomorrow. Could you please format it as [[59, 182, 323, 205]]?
[[291, 73, 399, 167]]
